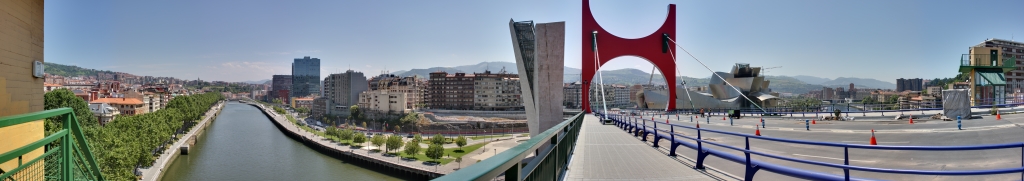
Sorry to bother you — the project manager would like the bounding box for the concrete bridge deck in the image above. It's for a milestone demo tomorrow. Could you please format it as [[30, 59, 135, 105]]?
[[565, 114, 722, 180]]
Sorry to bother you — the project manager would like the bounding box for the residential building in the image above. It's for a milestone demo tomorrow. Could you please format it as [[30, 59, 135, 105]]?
[[291, 56, 321, 98], [312, 97, 328, 119], [323, 70, 368, 117], [271, 75, 292, 102], [564, 82, 583, 109], [370, 74, 427, 110], [90, 98, 148, 116], [292, 97, 315, 110], [588, 84, 630, 109], [473, 70, 523, 111], [926, 86, 942, 96], [88, 103, 120, 126], [428, 71, 475, 110], [358, 90, 409, 113], [897, 78, 923, 92]]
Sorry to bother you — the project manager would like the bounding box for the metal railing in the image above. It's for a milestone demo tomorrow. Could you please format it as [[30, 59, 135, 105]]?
[[434, 112, 584, 181], [616, 98, 1024, 119], [961, 54, 1016, 67], [0, 108, 105, 181], [606, 112, 1024, 180]]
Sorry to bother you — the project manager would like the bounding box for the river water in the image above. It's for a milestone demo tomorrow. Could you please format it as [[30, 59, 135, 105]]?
[[162, 102, 404, 181]]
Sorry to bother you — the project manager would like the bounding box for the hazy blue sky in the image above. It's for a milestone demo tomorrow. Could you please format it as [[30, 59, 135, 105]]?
[[45, 0, 1024, 83]]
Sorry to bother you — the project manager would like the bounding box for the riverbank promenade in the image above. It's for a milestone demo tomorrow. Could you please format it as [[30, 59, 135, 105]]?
[[565, 114, 720, 180], [139, 101, 226, 181]]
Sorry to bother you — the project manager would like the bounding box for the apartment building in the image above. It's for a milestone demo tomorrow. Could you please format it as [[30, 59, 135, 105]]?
[[473, 71, 522, 111], [428, 71, 475, 110]]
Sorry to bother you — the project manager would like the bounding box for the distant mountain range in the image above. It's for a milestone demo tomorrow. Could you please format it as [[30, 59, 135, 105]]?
[[791, 75, 896, 90]]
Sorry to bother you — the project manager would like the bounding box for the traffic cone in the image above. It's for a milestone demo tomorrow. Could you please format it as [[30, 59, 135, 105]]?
[[997, 112, 1002, 120], [666, 119, 669, 124], [755, 125, 761, 136], [909, 114, 914, 124], [696, 122, 700, 128], [722, 116, 726, 120], [812, 119, 816, 124], [869, 129, 877, 145]]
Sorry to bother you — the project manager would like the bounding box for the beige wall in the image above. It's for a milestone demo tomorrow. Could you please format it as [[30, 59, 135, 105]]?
[[0, 0, 45, 175], [969, 47, 1002, 66]]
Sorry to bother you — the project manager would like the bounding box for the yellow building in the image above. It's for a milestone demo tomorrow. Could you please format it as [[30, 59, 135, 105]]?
[[959, 46, 1015, 106], [0, 0, 46, 176]]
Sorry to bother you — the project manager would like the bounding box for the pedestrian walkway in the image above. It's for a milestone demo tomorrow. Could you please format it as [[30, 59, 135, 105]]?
[[565, 114, 719, 180]]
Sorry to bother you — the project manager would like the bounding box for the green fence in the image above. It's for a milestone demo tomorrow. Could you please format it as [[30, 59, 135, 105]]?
[[0, 108, 105, 181], [434, 112, 585, 181]]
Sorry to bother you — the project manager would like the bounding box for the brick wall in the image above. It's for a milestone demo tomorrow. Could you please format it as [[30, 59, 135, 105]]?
[[0, 0, 45, 173]]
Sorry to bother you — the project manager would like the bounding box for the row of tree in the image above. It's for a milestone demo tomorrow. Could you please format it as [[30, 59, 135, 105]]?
[[43, 89, 224, 180]]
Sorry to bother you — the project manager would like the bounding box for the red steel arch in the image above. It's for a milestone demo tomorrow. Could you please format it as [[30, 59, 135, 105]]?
[[582, 0, 676, 112]]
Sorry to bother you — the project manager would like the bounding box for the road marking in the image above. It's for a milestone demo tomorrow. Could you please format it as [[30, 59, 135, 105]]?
[[902, 129, 932, 133], [777, 128, 793, 131], [830, 130, 853, 133], [792, 154, 876, 163]]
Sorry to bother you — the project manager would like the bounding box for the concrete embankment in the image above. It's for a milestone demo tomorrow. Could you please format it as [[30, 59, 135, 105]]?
[[141, 101, 226, 181], [242, 101, 443, 180]]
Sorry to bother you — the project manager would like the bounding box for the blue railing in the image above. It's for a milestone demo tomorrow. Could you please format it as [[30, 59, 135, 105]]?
[[613, 101, 1024, 119], [602, 112, 1024, 180]]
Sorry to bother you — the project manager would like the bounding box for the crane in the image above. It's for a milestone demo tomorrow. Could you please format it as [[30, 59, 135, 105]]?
[[761, 66, 782, 76]]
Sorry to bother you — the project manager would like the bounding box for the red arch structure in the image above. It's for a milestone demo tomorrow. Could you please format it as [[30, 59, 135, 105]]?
[[582, 0, 677, 113]]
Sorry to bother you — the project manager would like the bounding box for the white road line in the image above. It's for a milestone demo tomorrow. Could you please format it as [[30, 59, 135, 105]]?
[[830, 130, 853, 133], [792, 154, 876, 163]]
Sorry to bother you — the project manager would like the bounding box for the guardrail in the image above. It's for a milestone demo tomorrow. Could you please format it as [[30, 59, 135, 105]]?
[[604, 112, 1024, 180], [434, 112, 585, 181], [0, 108, 105, 181], [614, 101, 1024, 118]]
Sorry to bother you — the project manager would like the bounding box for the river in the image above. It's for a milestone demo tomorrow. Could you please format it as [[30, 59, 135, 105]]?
[[161, 102, 405, 181]]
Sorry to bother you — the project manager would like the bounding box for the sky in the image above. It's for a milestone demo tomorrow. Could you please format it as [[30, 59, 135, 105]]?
[[45, 0, 1024, 83]]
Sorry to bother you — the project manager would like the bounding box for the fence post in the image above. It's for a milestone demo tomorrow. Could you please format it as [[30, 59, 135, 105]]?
[[844, 147, 850, 181], [805, 119, 810, 131], [63, 113, 73, 181], [743, 137, 759, 181], [696, 129, 707, 169], [668, 125, 677, 156]]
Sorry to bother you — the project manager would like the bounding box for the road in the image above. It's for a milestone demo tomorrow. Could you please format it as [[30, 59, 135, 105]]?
[[614, 112, 1024, 180]]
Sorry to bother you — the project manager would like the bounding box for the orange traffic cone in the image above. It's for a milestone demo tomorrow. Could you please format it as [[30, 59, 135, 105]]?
[[812, 119, 816, 124], [666, 119, 669, 124], [869, 129, 877, 145], [909, 114, 914, 124], [997, 112, 1002, 120], [755, 125, 761, 136], [722, 116, 726, 120], [696, 122, 700, 128]]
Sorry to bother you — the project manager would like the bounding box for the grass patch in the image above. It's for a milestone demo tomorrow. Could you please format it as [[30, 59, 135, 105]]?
[[469, 134, 510, 140], [397, 142, 489, 165], [519, 133, 529, 137]]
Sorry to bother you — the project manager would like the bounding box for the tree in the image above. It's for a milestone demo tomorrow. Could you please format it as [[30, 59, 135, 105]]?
[[425, 143, 445, 163], [339, 128, 355, 142], [386, 134, 404, 154], [413, 133, 423, 143], [370, 134, 386, 151], [430, 133, 446, 145], [43, 89, 99, 135], [455, 135, 468, 151], [349, 105, 361, 120], [272, 98, 283, 104], [394, 125, 401, 133], [455, 156, 463, 169], [352, 133, 367, 147], [362, 122, 368, 130], [403, 140, 421, 157]]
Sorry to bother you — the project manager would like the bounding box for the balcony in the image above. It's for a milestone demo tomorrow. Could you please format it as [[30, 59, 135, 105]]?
[[959, 54, 1016, 73]]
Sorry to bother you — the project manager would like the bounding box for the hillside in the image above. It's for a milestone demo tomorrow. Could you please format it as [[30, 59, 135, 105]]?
[[44, 62, 116, 77], [821, 77, 896, 89]]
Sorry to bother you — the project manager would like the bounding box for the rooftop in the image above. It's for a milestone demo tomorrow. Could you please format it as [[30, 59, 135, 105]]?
[[90, 98, 145, 105]]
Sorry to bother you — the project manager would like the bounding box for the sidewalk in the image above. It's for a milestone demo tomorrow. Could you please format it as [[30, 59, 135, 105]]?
[[565, 114, 719, 180]]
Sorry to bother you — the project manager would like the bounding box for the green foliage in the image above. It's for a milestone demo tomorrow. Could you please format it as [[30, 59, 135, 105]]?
[[338, 128, 355, 141], [43, 89, 99, 135], [430, 133, 446, 145], [272, 98, 283, 104], [455, 135, 467, 150], [352, 133, 367, 145], [295, 107, 310, 114], [425, 144, 445, 162], [412, 133, 423, 143], [79, 92, 224, 180], [349, 105, 361, 120], [394, 125, 401, 133], [370, 134, 386, 150], [403, 140, 421, 157], [273, 106, 286, 114], [386, 134, 404, 154], [399, 112, 419, 125]]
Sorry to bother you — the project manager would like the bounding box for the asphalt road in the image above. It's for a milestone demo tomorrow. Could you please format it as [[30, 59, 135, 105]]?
[[612, 113, 1024, 181]]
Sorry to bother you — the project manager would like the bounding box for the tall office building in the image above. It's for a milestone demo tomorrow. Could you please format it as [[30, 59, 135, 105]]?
[[291, 56, 321, 98]]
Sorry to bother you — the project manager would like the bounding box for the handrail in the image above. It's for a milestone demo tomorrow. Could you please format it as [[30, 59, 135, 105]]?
[[434, 112, 585, 181], [606, 112, 1024, 180], [0, 107, 105, 181]]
